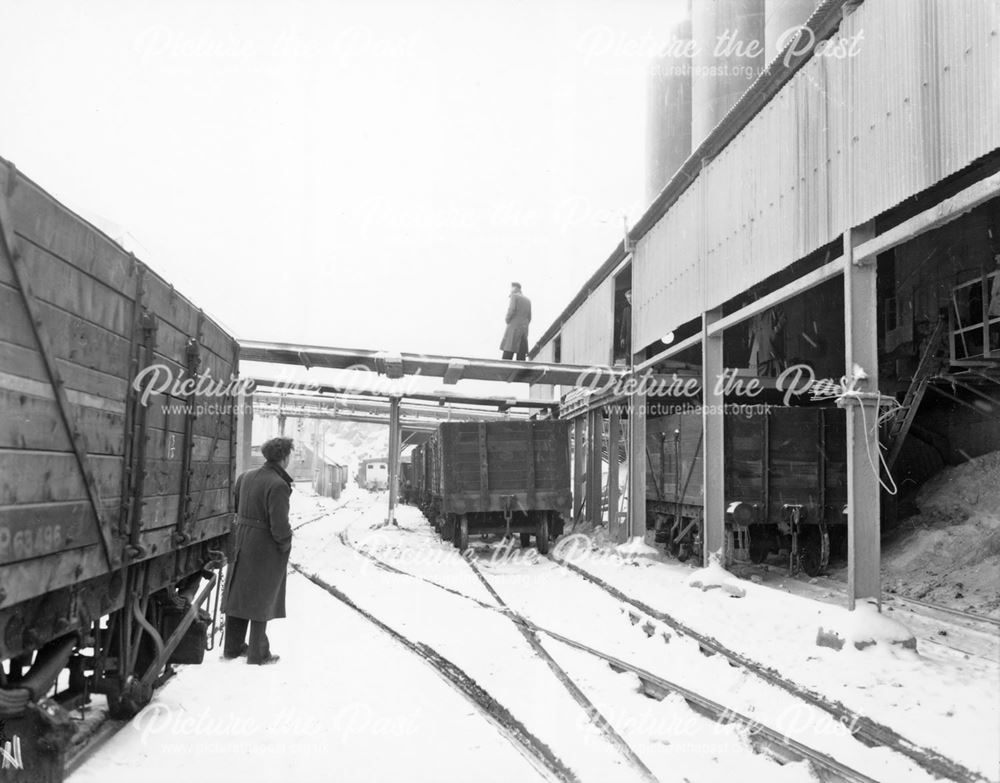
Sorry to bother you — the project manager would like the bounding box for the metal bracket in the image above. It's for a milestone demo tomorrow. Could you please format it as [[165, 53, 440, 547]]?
[[782, 504, 804, 574], [443, 358, 468, 385], [375, 351, 404, 379], [126, 312, 159, 556], [175, 315, 204, 543]]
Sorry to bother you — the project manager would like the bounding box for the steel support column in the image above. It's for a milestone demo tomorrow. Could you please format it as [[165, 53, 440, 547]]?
[[628, 392, 646, 540], [844, 222, 881, 609], [573, 418, 586, 525], [587, 409, 604, 528], [701, 307, 725, 561], [608, 411, 621, 539], [236, 388, 253, 475], [386, 395, 401, 525]]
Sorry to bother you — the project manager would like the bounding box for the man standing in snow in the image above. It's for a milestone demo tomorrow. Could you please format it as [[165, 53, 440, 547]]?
[[222, 437, 294, 665], [500, 282, 531, 361]]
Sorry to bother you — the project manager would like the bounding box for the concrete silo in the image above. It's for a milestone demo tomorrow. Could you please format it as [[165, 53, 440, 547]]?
[[645, 11, 693, 202], [764, 0, 819, 63], [690, 0, 765, 149]]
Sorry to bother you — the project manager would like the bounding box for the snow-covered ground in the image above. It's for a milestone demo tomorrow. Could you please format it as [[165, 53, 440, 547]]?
[[550, 539, 1000, 780], [70, 561, 543, 782], [71, 488, 1000, 783]]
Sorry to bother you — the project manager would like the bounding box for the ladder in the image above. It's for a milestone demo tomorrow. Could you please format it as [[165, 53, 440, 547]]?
[[885, 318, 946, 467]]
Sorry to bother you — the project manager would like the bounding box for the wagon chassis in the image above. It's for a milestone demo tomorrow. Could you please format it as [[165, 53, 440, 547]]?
[[434, 508, 561, 555]]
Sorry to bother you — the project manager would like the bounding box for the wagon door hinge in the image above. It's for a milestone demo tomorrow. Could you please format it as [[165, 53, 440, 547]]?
[[0, 164, 118, 569]]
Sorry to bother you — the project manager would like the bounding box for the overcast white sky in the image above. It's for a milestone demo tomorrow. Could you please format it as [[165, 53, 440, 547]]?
[[1, 0, 683, 392]]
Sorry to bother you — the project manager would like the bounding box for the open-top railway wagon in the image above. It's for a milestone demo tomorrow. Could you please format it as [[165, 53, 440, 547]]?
[[0, 158, 238, 779], [646, 406, 847, 575], [412, 421, 571, 554]]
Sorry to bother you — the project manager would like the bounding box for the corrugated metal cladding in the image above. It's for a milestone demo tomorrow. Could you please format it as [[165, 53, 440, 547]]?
[[529, 340, 557, 400], [633, 0, 1000, 352], [561, 274, 615, 366], [633, 183, 702, 351]]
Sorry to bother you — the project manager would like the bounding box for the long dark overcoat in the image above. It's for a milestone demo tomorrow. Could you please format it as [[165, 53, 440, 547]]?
[[500, 292, 532, 353], [222, 462, 293, 621]]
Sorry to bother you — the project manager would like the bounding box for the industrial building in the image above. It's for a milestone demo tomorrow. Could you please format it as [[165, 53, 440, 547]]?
[[528, 0, 1000, 606]]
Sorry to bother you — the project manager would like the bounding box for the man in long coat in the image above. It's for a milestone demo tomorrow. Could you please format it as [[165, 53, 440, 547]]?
[[500, 282, 531, 360], [222, 437, 294, 665]]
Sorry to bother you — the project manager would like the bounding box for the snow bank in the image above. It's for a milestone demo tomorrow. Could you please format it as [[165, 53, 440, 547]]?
[[614, 536, 659, 557], [687, 551, 746, 598], [816, 601, 917, 652]]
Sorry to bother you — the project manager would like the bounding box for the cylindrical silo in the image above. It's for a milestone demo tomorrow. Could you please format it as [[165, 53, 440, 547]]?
[[690, 0, 765, 150], [764, 0, 818, 63], [645, 13, 693, 203]]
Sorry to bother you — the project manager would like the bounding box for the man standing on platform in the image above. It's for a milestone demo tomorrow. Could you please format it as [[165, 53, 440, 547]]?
[[500, 281, 531, 361], [222, 436, 294, 665]]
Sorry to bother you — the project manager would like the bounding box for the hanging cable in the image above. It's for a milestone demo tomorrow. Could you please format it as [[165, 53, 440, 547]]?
[[814, 367, 900, 496]]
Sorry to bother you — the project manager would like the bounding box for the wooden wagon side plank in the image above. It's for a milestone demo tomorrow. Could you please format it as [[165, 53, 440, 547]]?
[[0, 513, 231, 610], [0, 171, 117, 570]]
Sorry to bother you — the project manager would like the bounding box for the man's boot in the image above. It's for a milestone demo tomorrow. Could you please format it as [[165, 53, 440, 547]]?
[[247, 620, 279, 665], [223, 616, 249, 659]]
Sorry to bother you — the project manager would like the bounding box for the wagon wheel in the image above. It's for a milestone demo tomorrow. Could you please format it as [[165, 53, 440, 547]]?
[[519, 532, 532, 549], [800, 527, 830, 577], [454, 514, 469, 552], [535, 512, 550, 556]]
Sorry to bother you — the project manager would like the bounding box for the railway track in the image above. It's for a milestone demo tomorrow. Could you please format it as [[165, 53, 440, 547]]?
[[336, 530, 893, 783], [548, 555, 989, 783], [780, 572, 1000, 659], [462, 557, 660, 783], [883, 594, 1000, 630], [794, 573, 1000, 631], [63, 715, 128, 779], [336, 530, 659, 781], [288, 562, 579, 783]]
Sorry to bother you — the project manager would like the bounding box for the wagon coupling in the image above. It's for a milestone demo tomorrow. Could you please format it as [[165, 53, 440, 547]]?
[[502, 495, 515, 537], [205, 548, 227, 570]]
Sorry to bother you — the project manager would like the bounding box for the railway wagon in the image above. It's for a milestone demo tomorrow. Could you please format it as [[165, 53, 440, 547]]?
[[0, 159, 237, 778], [360, 457, 389, 491], [422, 421, 571, 554], [399, 457, 414, 502], [315, 459, 347, 499], [411, 438, 438, 516], [646, 406, 846, 575]]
